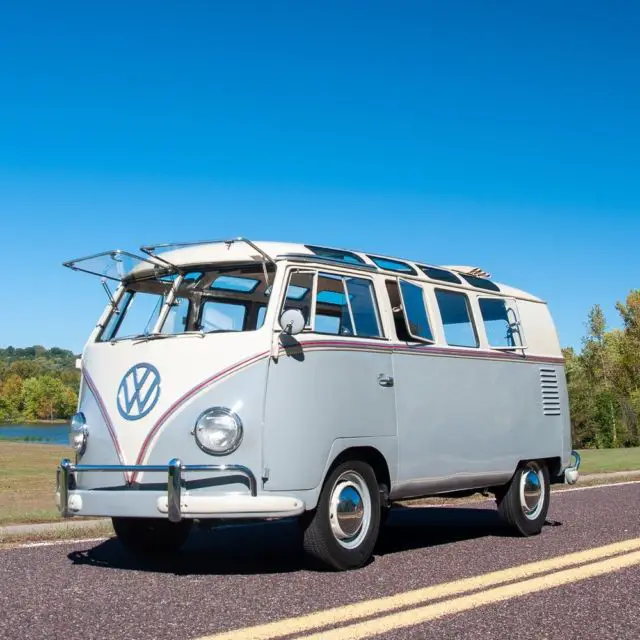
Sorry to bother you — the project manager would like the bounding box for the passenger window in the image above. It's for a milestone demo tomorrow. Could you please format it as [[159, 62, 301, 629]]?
[[435, 290, 478, 347], [313, 273, 382, 337], [479, 298, 523, 348], [344, 277, 382, 338], [398, 280, 434, 342], [200, 301, 246, 332]]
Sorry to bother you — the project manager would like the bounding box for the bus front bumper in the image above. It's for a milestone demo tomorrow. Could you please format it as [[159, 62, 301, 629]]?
[[55, 458, 305, 521]]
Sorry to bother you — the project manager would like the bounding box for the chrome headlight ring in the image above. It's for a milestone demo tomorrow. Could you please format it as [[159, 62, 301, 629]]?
[[193, 407, 243, 456], [69, 411, 88, 456]]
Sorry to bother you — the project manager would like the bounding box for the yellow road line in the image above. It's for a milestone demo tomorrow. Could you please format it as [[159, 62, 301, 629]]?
[[298, 549, 640, 640], [199, 537, 640, 640]]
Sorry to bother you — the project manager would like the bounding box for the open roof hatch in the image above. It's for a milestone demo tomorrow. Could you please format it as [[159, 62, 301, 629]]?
[[62, 249, 176, 282]]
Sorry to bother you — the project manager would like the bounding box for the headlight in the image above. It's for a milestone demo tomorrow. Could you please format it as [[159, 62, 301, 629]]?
[[193, 407, 243, 455], [69, 412, 88, 455]]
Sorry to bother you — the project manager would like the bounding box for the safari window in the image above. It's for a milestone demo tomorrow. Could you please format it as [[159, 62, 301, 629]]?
[[199, 301, 246, 332], [479, 297, 523, 348], [435, 289, 479, 347], [398, 280, 434, 342]]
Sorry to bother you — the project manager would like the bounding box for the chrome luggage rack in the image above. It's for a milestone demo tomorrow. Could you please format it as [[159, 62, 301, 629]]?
[[56, 458, 258, 522]]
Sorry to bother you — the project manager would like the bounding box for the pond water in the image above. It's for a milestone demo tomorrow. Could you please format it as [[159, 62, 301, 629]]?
[[0, 423, 69, 445]]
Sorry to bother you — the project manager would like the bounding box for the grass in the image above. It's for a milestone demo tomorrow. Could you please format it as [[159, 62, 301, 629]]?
[[576, 446, 640, 474], [0, 441, 75, 526], [0, 521, 114, 547]]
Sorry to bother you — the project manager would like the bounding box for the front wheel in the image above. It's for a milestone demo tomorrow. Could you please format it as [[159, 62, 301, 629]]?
[[496, 461, 550, 536], [301, 460, 381, 571], [112, 517, 193, 555]]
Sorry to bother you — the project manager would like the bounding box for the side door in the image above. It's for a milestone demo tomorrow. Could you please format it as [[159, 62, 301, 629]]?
[[261, 264, 397, 493]]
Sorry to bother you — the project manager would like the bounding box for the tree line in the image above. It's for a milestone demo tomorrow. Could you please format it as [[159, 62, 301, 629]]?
[[0, 346, 79, 422], [563, 289, 640, 449], [1, 290, 640, 448]]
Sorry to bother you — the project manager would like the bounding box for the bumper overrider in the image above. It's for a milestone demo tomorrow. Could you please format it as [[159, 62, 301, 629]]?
[[563, 450, 581, 484], [55, 458, 305, 522]]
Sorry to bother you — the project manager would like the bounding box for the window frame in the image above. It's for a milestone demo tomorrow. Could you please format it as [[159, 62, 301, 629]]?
[[278, 265, 387, 340], [477, 295, 528, 352], [397, 278, 435, 344], [433, 287, 480, 349]]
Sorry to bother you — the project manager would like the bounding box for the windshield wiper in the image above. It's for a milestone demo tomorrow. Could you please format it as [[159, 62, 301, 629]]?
[[115, 331, 206, 345]]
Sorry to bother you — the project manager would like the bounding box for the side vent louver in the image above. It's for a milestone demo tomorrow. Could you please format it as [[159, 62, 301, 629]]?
[[540, 368, 561, 416]]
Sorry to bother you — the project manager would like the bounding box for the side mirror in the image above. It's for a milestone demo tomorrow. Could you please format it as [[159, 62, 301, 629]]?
[[278, 308, 305, 336]]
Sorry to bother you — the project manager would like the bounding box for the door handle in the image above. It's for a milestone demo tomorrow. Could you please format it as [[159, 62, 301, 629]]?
[[378, 373, 394, 387]]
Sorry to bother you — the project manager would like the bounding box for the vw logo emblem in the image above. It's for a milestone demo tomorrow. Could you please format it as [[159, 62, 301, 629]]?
[[117, 363, 161, 421]]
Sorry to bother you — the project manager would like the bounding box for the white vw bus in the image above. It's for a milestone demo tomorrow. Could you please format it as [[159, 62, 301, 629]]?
[[56, 238, 580, 570]]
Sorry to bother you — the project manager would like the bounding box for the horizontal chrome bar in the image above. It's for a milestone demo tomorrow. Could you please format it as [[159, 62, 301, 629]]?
[[56, 458, 258, 522]]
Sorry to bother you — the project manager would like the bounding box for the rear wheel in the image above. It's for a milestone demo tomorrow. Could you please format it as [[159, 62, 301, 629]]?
[[496, 460, 550, 536], [301, 460, 381, 571], [112, 517, 193, 555]]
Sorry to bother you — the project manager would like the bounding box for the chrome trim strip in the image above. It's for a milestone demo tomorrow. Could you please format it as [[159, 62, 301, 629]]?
[[56, 458, 258, 522]]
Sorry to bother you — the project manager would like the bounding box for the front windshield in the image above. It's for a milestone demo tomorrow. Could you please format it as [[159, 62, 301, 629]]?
[[98, 265, 273, 342]]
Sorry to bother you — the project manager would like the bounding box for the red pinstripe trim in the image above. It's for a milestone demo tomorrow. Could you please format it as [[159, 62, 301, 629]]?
[[130, 350, 270, 482], [83, 369, 130, 482], [287, 339, 565, 365]]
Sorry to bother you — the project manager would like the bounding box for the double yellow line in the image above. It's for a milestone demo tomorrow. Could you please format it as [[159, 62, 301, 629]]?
[[198, 537, 640, 640]]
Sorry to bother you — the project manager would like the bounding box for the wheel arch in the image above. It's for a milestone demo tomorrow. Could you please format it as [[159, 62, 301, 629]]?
[[325, 445, 392, 505]]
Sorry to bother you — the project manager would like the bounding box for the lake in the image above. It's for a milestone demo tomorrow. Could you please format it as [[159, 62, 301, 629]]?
[[0, 423, 69, 445]]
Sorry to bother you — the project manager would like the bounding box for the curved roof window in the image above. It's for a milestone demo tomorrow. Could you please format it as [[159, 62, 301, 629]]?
[[460, 274, 501, 292], [305, 245, 366, 265], [367, 255, 417, 274], [419, 266, 462, 284], [210, 275, 260, 293]]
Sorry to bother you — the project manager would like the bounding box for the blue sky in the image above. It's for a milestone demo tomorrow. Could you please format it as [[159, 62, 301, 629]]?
[[1, 1, 638, 354]]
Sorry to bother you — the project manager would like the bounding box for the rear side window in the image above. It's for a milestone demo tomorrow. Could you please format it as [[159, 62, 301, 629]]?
[[398, 280, 433, 342], [435, 289, 478, 347], [479, 298, 523, 348]]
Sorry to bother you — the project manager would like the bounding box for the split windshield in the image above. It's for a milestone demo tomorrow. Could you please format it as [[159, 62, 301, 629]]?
[[99, 266, 273, 342]]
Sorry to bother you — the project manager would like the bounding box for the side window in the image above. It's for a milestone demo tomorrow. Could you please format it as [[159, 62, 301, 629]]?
[[343, 276, 382, 338], [435, 289, 478, 347], [200, 301, 246, 332], [398, 280, 434, 342], [479, 297, 523, 348], [282, 269, 383, 338]]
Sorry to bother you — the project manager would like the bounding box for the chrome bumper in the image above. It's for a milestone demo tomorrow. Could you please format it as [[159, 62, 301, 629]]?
[[563, 450, 581, 484], [56, 458, 257, 523]]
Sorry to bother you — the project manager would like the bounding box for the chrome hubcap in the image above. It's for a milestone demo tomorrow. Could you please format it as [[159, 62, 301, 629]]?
[[520, 465, 545, 520], [329, 471, 371, 549]]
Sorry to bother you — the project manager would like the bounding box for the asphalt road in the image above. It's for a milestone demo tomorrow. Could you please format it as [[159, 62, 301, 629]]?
[[1, 482, 638, 640]]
